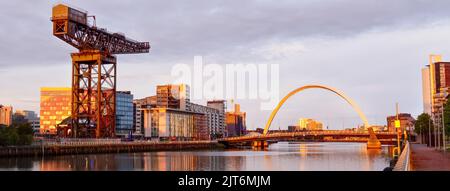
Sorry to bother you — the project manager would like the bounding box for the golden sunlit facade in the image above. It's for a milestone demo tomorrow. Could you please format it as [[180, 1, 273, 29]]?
[[298, 118, 323, 131], [225, 104, 246, 137], [40, 87, 71, 134], [0, 105, 13, 126]]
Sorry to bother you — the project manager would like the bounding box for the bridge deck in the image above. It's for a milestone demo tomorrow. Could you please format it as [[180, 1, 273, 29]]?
[[219, 131, 397, 144]]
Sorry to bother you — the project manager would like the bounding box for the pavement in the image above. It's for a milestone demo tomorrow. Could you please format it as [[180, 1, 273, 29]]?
[[410, 143, 450, 171]]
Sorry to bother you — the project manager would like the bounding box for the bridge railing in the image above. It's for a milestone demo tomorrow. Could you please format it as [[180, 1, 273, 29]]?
[[219, 131, 397, 141], [393, 141, 411, 171]]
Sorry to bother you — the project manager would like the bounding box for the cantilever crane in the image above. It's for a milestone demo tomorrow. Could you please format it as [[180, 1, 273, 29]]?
[[51, 4, 150, 138]]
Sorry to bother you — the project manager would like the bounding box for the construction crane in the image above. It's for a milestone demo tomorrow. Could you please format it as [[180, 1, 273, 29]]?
[[51, 4, 150, 138]]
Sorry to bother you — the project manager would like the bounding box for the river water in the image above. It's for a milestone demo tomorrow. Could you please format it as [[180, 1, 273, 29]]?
[[0, 142, 393, 171]]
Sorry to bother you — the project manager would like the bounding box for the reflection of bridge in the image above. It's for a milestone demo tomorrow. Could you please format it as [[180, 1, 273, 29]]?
[[260, 84, 382, 149], [218, 131, 397, 148]]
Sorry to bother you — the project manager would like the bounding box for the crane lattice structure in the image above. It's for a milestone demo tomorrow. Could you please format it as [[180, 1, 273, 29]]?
[[51, 4, 150, 138]]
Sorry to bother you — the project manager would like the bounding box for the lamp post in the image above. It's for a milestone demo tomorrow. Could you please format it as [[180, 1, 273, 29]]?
[[438, 106, 441, 150], [443, 102, 447, 153], [435, 114, 438, 149], [429, 115, 432, 147], [395, 103, 401, 156]]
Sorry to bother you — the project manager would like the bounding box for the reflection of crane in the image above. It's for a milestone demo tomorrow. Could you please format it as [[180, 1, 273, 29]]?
[[51, 4, 150, 138]]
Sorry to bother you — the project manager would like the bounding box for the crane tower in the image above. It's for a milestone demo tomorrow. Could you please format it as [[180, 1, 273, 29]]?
[[51, 4, 150, 138]]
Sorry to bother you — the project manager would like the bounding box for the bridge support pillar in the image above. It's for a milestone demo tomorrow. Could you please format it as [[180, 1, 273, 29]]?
[[367, 128, 381, 149], [252, 141, 268, 149]]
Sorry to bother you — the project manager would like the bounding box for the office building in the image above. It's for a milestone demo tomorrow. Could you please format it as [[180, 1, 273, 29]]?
[[190, 103, 223, 139], [14, 110, 40, 133], [40, 87, 71, 134], [30, 119, 40, 133], [386, 113, 415, 133], [0, 105, 13, 126], [422, 55, 450, 133], [298, 118, 323, 131], [206, 100, 226, 137], [422, 67, 432, 114], [422, 58, 450, 113], [133, 96, 157, 136], [15, 110, 38, 121], [140, 84, 225, 140], [116, 91, 134, 136], [156, 84, 189, 110], [142, 108, 206, 141], [225, 104, 246, 137]]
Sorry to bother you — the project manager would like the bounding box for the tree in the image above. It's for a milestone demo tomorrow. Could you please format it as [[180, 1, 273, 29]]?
[[443, 98, 450, 136], [15, 123, 33, 145], [12, 123, 33, 145], [0, 123, 33, 146], [415, 113, 433, 145]]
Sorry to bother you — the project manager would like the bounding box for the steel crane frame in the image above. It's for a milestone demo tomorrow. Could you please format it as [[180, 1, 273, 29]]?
[[51, 4, 150, 138]]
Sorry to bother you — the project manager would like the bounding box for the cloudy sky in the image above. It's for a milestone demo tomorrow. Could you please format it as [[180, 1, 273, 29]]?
[[2, 0, 450, 130]]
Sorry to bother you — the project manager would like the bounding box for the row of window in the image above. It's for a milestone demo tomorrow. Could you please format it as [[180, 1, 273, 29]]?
[[41, 111, 71, 115], [40, 115, 69, 120]]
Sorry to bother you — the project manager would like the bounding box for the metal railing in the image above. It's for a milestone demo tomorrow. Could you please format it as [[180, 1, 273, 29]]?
[[219, 131, 397, 141], [41, 139, 215, 147], [393, 141, 411, 171]]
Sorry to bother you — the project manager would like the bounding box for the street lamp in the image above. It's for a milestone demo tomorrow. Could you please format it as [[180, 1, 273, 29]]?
[[443, 102, 447, 153], [429, 116, 432, 147], [394, 103, 401, 157]]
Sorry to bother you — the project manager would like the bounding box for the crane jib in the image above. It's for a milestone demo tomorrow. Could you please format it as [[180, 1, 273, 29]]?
[[51, 4, 150, 54]]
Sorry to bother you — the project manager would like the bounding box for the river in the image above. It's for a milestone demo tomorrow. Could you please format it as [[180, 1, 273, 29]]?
[[0, 142, 393, 171]]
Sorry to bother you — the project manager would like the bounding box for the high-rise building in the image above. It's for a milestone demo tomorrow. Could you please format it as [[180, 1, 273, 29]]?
[[422, 67, 432, 114], [422, 55, 450, 113], [0, 105, 13, 126], [40, 87, 71, 134], [116, 91, 134, 136], [422, 55, 450, 133], [133, 96, 157, 136], [226, 104, 246, 137], [298, 118, 323, 131], [156, 84, 190, 110]]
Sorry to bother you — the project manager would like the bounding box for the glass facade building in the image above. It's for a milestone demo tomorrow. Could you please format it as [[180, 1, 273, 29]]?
[[116, 91, 134, 136], [143, 108, 206, 141], [40, 87, 71, 134]]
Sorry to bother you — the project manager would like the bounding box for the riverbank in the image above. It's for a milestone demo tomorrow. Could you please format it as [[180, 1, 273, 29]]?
[[0, 141, 225, 157], [410, 143, 450, 171]]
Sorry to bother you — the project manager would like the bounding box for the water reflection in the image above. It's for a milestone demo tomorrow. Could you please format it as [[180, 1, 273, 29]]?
[[0, 142, 392, 171]]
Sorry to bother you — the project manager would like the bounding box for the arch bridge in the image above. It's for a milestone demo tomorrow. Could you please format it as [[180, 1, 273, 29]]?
[[222, 85, 383, 149]]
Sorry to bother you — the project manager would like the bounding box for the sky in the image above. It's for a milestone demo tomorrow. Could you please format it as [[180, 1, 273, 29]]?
[[2, 0, 450, 130]]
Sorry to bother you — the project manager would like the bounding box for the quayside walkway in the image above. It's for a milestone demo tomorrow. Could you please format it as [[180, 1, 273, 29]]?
[[410, 143, 450, 171]]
